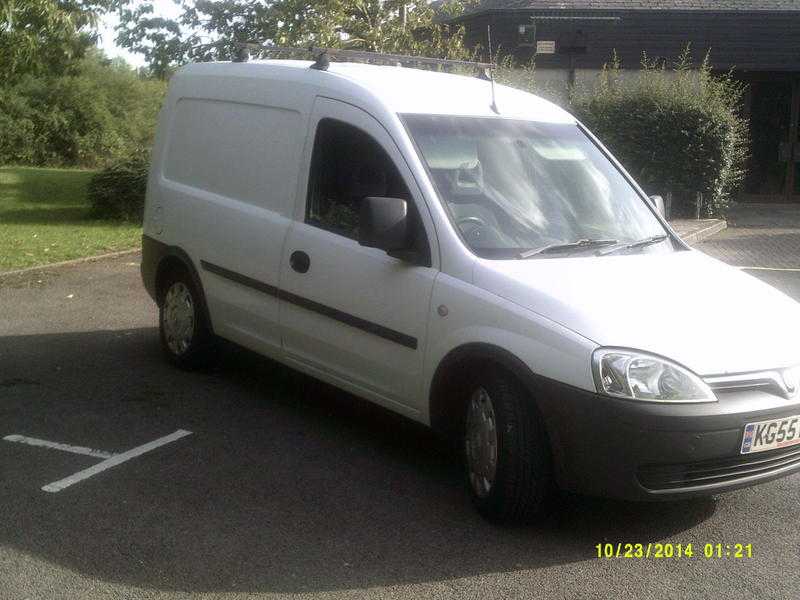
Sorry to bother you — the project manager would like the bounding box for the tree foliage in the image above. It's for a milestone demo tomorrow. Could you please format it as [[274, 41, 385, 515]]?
[[0, 51, 167, 167], [0, 0, 110, 80], [112, 0, 472, 78]]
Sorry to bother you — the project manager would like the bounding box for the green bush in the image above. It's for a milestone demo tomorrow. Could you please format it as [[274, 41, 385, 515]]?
[[493, 50, 748, 217], [570, 52, 749, 217], [87, 152, 149, 222], [0, 53, 166, 168], [494, 56, 568, 107]]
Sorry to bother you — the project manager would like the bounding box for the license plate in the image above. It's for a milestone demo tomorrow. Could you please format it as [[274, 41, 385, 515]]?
[[741, 415, 800, 454]]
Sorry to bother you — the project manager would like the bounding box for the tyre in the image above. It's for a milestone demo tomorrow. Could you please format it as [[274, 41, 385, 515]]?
[[158, 267, 216, 369], [462, 368, 553, 523]]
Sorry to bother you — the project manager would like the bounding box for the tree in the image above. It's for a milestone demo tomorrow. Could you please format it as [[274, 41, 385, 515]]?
[[0, 48, 167, 167], [0, 0, 111, 80], [113, 0, 473, 78], [112, 0, 186, 79]]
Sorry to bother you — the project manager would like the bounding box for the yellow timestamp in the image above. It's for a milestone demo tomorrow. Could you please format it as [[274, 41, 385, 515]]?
[[595, 543, 754, 559]]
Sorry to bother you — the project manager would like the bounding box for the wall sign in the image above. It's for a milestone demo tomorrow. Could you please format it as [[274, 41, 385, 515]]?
[[536, 40, 556, 54]]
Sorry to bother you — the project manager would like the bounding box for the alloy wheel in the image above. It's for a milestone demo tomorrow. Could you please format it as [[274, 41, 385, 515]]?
[[465, 387, 499, 498], [162, 281, 195, 355]]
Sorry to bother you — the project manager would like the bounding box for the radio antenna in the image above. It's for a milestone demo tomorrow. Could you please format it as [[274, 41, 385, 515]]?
[[486, 25, 499, 114]]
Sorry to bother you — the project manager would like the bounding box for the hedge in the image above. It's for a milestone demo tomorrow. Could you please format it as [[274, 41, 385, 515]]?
[[496, 51, 749, 217], [87, 152, 149, 222], [570, 53, 749, 217]]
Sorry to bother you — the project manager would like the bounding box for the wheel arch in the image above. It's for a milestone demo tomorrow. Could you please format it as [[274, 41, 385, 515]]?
[[428, 342, 543, 441], [143, 236, 214, 334]]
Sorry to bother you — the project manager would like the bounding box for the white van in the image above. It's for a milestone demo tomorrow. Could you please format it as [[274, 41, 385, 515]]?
[[142, 54, 800, 522]]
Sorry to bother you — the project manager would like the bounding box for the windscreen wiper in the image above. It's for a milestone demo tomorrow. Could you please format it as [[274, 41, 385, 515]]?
[[596, 234, 669, 256], [519, 238, 619, 259]]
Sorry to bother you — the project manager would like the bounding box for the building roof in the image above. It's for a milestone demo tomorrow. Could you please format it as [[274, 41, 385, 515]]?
[[461, 0, 800, 13], [446, 0, 800, 72]]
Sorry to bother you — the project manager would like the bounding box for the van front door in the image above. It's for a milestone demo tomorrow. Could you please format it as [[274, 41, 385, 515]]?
[[279, 99, 438, 414]]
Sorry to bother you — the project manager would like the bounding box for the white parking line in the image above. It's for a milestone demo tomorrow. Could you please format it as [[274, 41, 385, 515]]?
[[739, 266, 800, 272], [3, 434, 116, 459], [41, 429, 192, 493]]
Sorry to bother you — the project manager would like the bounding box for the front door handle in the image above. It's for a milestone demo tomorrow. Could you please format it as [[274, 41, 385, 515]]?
[[290, 250, 310, 273]]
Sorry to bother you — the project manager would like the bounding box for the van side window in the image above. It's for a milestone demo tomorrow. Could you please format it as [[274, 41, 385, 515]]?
[[306, 119, 413, 241]]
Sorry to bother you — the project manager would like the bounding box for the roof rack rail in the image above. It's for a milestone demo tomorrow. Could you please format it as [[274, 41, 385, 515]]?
[[232, 42, 493, 72]]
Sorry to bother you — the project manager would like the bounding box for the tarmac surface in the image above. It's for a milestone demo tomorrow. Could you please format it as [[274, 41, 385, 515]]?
[[0, 243, 798, 599]]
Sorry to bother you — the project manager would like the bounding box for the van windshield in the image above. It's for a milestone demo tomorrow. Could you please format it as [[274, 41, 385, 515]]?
[[403, 115, 670, 259]]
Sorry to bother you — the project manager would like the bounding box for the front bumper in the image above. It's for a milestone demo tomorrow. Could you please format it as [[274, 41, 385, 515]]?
[[534, 377, 800, 500]]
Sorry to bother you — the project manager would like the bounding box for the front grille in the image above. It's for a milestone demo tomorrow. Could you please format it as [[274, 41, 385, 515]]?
[[638, 446, 800, 491], [705, 370, 797, 400]]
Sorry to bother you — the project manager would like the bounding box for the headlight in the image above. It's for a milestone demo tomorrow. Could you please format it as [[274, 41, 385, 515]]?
[[592, 348, 716, 403]]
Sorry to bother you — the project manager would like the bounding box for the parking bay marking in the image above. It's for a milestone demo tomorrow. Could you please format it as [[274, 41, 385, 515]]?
[[3, 429, 192, 493], [3, 434, 116, 459], [739, 266, 800, 272]]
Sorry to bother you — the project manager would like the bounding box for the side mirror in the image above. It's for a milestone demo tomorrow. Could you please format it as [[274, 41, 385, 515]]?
[[358, 196, 410, 253], [649, 195, 666, 218]]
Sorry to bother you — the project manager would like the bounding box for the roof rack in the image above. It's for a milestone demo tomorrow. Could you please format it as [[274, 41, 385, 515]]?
[[229, 42, 500, 112], [232, 42, 493, 73]]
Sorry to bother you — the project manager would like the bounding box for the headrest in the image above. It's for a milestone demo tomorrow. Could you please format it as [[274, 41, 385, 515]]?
[[417, 135, 479, 170]]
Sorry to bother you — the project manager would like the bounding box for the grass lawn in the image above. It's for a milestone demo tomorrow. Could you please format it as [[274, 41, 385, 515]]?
[[0, 166, 141, 272]]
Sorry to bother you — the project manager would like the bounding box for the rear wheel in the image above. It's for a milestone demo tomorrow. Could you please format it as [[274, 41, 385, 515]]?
[[462, 368, 552, 523], [158, 268, 216, 369]]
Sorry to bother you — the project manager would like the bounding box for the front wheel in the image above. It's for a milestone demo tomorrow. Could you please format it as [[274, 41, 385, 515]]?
[[159, 270, 216, 369], [462, 369, 553, 523]]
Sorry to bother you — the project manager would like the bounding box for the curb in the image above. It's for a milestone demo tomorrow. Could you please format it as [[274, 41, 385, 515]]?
[[677, 220, 728, 245], [0, 248, 141, 279]]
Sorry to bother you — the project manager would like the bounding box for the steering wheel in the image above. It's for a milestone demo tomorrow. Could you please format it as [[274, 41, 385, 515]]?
[[456, 216, 490, 245], [457, 216, 488, 231]]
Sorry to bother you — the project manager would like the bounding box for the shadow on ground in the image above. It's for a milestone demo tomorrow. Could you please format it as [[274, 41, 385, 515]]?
[[0, 328, 717, 593], [0, 206, 91, 224], [726, 203, 800, 229]]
